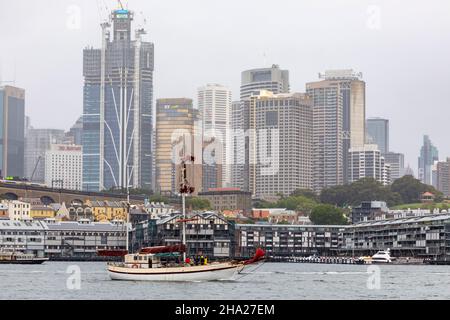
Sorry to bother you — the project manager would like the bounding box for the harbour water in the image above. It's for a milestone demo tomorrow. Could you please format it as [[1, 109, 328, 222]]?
[[1, 262, 450, 300]]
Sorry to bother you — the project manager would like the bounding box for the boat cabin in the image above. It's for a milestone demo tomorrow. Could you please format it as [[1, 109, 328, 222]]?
[[124, 253, 163, 269]]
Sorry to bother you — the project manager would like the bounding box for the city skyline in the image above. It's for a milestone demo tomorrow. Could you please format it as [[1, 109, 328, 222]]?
[[1, 0, 450, 175]]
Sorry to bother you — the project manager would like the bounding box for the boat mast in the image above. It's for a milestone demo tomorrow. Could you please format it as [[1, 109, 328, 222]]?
[[179, 135, 195, 263], [126, 165, 131, 253]]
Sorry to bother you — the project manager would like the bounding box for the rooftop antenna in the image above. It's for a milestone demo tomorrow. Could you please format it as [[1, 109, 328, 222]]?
[[118, 0, 124, 10]]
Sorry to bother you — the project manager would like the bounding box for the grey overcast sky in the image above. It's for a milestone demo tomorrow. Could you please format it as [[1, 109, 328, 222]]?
[[1, 0, 449, 172]]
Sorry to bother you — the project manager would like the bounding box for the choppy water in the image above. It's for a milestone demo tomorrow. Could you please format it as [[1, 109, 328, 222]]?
[[1, 262, 450, 300]]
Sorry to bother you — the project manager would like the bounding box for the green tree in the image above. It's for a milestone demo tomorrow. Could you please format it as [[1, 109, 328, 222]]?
[[186, 197, 211, 210], [149, 194, 169, 204], [309, 204, 347, 225], [320, 178, 402, 207], [290, 188, 318, 201], [390, 175, 443, 204]]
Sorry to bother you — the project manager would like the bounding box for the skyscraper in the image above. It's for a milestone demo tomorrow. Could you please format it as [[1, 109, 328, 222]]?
[[348, 144, 391, 186], [384, 152, 405, 182], [82, 7, 154, 192], [418, 135, 439, 185], [436, 158, 450, 197], [66, 117, 83, 146], [230, 100, 250, 192], [240, 65, 289, 101], [155, 99, 202, 196], [366, 117, 389, 155], [198, 84, 232, 190], [306, 70, 366, 191], [0, 86, 25, 178], [24, 128, 65, 182], [45, 144, 83, 191], [248, 91, 312, 199]]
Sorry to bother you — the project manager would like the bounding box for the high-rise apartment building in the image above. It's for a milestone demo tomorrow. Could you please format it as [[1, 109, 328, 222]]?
[[24, 128, 65, 182], [366, 117, 389, 155], [198, 84, 232, 190], [230, 65, 289, 192], [418, 135, 439, 185], [45, 144, 83, 191], [348, 144, 390, 186], [384, 152, 405, 182], [0, 86, 25, 178], [230, 100, 250, 192], [82, 7, 154, 192], [248, 91, 312, 199], [155, 99, 202, 196], [240, 65, 289, 101], [436, 158, 450, 197], [306, 70, 365, 191]]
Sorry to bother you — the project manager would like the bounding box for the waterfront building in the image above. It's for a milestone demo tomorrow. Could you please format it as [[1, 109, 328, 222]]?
[[198, 84, 232, 190], [384, 152, 405, 182], [43, 219, 127, 259], [348, 144, 391, 185], [132, 212, 233, 258], [30, 204, 56, 220], [0, 203, 8, 219], [0, 85, 25, 178], [143, 202, 175, 218], [240, 65, 289, 101], [341, 214, 450, 258], [248, 91, 313, 198], [82, 7, 154, 192], [418, 135, 439, 185], [366, 117, 389, 154], [24, 128, 65, 183], [50, 202, 70, 220], [45, 144, 82, 191], [235, 224, 345, 258], [198, 188, 252, 214], [85, 200, 128, 222], [0, 219, 46, 255], [67, 203, 93, 221], [436, 158, 450, 197], [306, 70, 365, 191], [155, 98, 202, 196], [3, 200, 31, 221], [129, 205, 150, 225], [351, 201, 389, 224]]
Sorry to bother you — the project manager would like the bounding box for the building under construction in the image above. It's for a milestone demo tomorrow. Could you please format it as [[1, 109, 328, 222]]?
[[83, 4, 154, 192]]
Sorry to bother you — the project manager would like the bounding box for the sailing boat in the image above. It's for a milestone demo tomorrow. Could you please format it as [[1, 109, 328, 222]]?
[[107, 153, 265, 281]]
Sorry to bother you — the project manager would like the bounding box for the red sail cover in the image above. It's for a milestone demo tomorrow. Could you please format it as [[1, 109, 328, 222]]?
[[244, 248, 266, 265], [139, 244, 186, 254], [97, 250, 128, 257]]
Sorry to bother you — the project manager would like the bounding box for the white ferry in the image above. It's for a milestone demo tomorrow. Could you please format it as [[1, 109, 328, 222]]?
[[0, 251, 49, 264]]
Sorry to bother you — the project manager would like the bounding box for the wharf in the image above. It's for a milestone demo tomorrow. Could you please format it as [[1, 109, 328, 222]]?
[[269, 256, 425, 265]]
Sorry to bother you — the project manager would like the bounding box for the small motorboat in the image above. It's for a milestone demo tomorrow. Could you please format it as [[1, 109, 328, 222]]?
[[371, 249, 394, 263]]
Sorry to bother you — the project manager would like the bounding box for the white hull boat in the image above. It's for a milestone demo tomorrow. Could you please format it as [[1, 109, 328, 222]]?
[[371, 249, 394, 263], [108, 262, 245, 282]]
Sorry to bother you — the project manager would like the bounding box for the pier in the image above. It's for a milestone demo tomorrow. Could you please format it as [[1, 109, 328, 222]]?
[[269, 256, 364, 264]]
